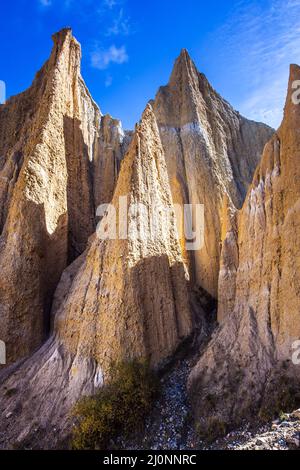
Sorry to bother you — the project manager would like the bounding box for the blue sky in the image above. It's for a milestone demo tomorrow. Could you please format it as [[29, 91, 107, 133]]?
[[0, 0, 300, 129]]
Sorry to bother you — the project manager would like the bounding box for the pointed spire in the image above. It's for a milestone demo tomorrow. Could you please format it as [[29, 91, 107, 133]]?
[[169, 48, 198, 88], [281, 63, 300, 130], [289, 63, 300, 81], [49, 28, 81, 74], [179, 48, 190, 59], [51, 28, 81, 58], [52, 27, 73, 47], [140, 102, 156, 125]]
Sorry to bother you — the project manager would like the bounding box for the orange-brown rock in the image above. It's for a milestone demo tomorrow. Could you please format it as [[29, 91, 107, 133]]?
[[0, 29, 98, 365], [54, 104, 192, 372], [93, 114, 132, 209], [0, 104, 192, 449], [188, 65, 300, 431], [152, 49, 274, 297], [217, 195, 239, 322], [0, 29, 129, 367]]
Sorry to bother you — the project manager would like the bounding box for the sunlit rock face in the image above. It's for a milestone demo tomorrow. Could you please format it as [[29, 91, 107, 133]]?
[[152, 49, 274, 298], [54, 104, 192, 376], [188, 65, 300, 432], [0, 25, 293, 451], [0, 29, 128, 366], [0, 104, 192, 449]]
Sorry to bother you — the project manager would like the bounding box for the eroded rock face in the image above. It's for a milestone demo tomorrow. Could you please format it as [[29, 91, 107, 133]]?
[[94, 114, 132, 209], [0, 28, 96, 365], [0, 29, 129, 366], [54, 104, 192, 373], [0, 104, 192, 449], [188, 65, 300, 432], [152, 49, 274, 297], [0, 27, 292, 449]]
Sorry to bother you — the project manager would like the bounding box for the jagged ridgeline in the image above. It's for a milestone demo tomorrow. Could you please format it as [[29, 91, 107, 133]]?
[[152, 49, 273, 297], [189, 64, 300, 434], [1, 28, 298, 450], [0, 30, 272, 369], [0, 29, 131, 365]]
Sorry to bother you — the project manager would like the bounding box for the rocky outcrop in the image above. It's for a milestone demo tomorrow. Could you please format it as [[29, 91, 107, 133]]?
[[233, 410, 300, 450], [217, 196, 239, 322], [93, 114, 132, 209], [188, 65, 300, 432], [0, 104, 192, 449], [1, 27, 294, 451], [54, 104, 192, 373], [0, 28, 95, 365], [232, 409, 300, 450], [0, 29, 129, 367], [152, 49, 274, 297]]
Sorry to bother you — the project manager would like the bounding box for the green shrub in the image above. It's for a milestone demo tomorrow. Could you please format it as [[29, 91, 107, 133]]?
[[5, 387, 18, 398], [259, 373, 300, 423], [71, 360, 159, 450], [196, 416, 228, 444]]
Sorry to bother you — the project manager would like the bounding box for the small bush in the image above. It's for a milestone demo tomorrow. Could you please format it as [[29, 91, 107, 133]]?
[[259, 373, 300, 423], [205, 393, 217, 409], [71, 360, 159, 450], [5, 387, 18, 398], [196, 416, 228, 444]]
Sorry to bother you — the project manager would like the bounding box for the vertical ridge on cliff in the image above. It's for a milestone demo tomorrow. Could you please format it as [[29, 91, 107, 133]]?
[[0, 29, 129, 366], [0, 103, 192, 449], [54, 103, 192, 372], [188, 64, 300, 432], [93, 114, 132, 209], [152, 49, 274, 297], [0, 28, 294, 450]]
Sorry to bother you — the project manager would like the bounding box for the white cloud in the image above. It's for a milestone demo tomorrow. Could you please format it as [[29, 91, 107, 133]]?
[[0, 80, 6, 104], [91, 45, 128, 70], [106, 8, 131, 36], [39, 0, 52, 6], [206, 0, 300, 128], [237, 0, 300, 128], [105, 75, 113, 87], [103, 0, 118, 9], [39, 0, 75, 9]]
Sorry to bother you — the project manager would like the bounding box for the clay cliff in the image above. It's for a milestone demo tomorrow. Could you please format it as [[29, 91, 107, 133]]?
[[0, 104, 192, 449], [152, 49, 274, 297], [0, 29, 128, 366], [1, 27, 297, 450], [94, 114, 132, 209], [188, 65, 300, 432]]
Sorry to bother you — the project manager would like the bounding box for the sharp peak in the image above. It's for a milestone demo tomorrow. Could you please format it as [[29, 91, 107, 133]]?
[[176, 48, 194, 66], [287, 62, 300, 98], [139, 103, 155, 123], [280, 62, 300, 126], [289, 63, 300, 81], [134, 103, 157, 131], [170, 48, 198, 82], [52, 27, 73, 42], [179, 48, 191, 59], [51, 28, 80, 52]]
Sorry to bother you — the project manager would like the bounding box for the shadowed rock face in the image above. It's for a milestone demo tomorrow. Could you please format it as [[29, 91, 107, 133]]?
[[152, 49, 274, 297], [0, 29, 129, 366], [94, 114, 132, 209], [188, 65, 300, 432], [54, 104, 192, 374], [0, 104, 192, 449], [0, 27, 293, 450]]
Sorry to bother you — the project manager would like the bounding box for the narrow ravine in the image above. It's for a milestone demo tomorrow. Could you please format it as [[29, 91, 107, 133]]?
[[117, 354, 300, 451], [116, 357, 197, 450]]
